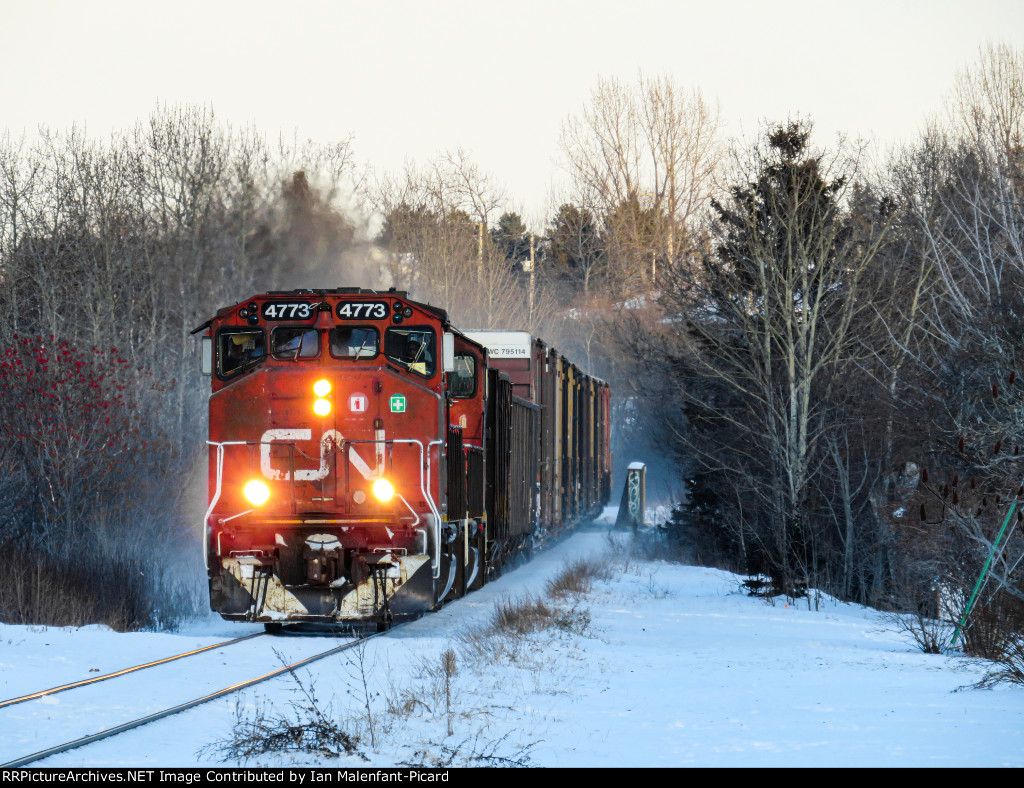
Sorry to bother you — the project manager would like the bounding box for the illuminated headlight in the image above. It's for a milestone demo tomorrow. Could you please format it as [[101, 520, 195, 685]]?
[[372, 478, 394, 502], [313, 379, 331, 397], [244, 480, 271, 506], [313, 399, 332, 416]]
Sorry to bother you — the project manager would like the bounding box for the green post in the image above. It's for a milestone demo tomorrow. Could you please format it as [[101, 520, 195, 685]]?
[[949, 500, 1017, 651]]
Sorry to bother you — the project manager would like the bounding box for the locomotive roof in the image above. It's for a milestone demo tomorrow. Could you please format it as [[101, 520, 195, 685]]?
[[191, 288, 449, 334]]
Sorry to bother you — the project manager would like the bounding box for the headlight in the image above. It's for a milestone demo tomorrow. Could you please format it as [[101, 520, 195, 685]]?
[[244, 480, 271, 506], [313, 379, 331, 397], [313, 399, 332, 416], [372, 478, 394, 502]]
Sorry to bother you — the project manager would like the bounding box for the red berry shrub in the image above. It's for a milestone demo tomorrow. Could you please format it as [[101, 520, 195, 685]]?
[[0, 336, 194, 629], [0, 336, 140, 528]]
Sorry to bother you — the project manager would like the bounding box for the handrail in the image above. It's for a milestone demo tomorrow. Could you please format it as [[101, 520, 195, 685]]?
[[206, 437, 443, 579], [346, 438, 442, 579]]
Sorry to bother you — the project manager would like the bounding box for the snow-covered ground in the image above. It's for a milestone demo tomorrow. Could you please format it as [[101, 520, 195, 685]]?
[[1, 512, 1022, 767]]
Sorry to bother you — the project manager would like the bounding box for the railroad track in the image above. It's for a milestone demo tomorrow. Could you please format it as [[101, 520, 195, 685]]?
[[1, 629, 379, 767], [0, 631, 267, 711]]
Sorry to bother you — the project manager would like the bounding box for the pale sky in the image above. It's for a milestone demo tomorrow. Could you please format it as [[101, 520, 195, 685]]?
[[2, 0, 1022, 226]]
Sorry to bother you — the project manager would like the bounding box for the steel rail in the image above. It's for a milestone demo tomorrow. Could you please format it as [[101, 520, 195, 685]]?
[[1, 633, 377, 768], [0, 631, 267, 710]]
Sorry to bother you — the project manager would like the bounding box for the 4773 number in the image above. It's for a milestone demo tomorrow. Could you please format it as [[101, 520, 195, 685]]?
[[261, 302, 315, 320], [337, 301, 388, 319]]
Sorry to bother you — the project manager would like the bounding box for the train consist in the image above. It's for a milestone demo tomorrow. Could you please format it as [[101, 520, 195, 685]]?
[[193, 288, 612, 629]]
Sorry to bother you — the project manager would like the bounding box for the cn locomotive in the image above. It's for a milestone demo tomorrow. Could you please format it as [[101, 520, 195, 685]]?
[[193, 288, 611, 629]]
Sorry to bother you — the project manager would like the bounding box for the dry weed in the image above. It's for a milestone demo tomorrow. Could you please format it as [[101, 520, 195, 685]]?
[[546, 556, 613, 599], [198, 672, 362, 764], [402, 731, 537, 768], [492, 595, 557, 636]]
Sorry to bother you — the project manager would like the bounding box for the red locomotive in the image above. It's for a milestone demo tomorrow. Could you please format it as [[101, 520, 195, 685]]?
[[193, 288, 612, 630]]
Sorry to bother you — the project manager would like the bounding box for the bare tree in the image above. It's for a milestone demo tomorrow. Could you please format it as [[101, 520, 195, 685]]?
[[951, 42, 1024, 158], [559, 73, 723, 293], [899, 128, 1024, 650], [0, 133, 43, 336], [372, 152, 540, 331]]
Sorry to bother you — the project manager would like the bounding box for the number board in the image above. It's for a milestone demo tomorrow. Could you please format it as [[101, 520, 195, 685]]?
[[336, 301, 388, 320], [261, 302, 316, 321]]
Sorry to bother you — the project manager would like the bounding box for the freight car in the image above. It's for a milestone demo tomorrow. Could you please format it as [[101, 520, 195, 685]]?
[[192, 288, 611, 629]]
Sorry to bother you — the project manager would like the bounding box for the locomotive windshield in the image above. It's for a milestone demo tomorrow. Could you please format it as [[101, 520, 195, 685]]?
[[385, 327, 436, 377], [219, 330, 265, 377], [330, 326, 379, 359], [271, 327, 320, 359]]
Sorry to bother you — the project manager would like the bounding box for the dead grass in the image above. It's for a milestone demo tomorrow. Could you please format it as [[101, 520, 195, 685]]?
[[0, 544, 203, 631], [492, 595, 558, 636], [454, 587, 597, 670], [453, 621, 525, 666], [545, 556, 613, 599], [387, 648, 461, 736], [973, 636, 1024, 688], [402, 732, 536, 768]]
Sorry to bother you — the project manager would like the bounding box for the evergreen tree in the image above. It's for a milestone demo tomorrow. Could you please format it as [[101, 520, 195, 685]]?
[[669, 121, 886, 596], [490, 211, 530, 265], [544, 202, 604, 295]]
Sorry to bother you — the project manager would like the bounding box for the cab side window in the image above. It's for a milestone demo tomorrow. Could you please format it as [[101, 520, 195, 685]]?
[[384, 327, 436, 377], [449, 353, 476, 398], [219, 330, 266, 377]]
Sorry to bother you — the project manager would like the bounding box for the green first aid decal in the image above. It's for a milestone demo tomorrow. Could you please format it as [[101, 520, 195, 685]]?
[[390, 394, 406, 413]]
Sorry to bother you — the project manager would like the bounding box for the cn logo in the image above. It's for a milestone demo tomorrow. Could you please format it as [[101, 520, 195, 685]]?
[[349, 394, 368, 413], [259, 429, 382, 481]]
